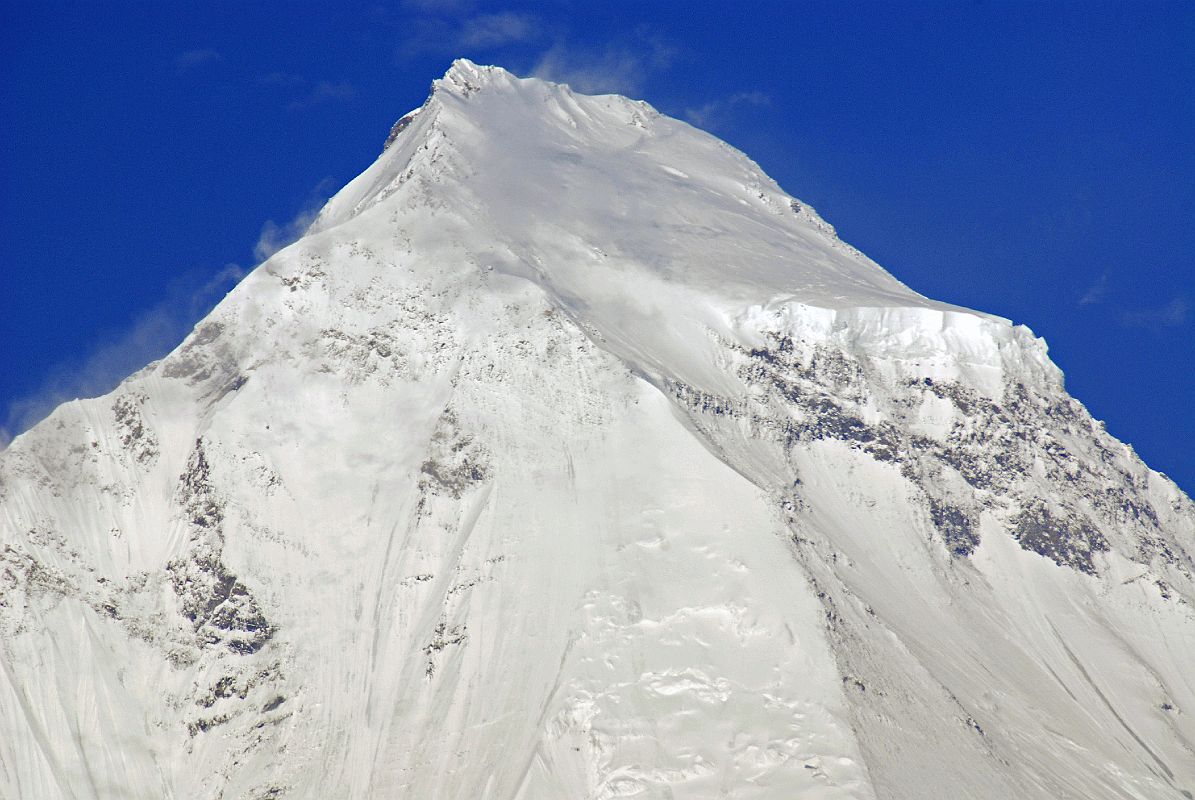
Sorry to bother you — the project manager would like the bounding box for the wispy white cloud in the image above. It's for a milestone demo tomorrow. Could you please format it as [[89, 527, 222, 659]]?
[[256, 72, 356, 110], [175, 48, 222, 71], [1121, 295, 1189, 329], [258, 71, 306, 88], [531, 32, 676, 95], [395, 6, 672, 98], [1, 264, 246, 447], [254, 178, 337, 262], [458, 12, 538, 48], [401, 10, 541, 58], [254, 212, 319, 262], [401, 0, 476, 11], [1079, 271, 1109, 305], [684, 91, 770, 131], [2, 174, 343, 445], [287, 80, 357, 111]]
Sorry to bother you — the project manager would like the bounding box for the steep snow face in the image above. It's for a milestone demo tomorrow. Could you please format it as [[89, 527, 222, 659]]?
[[311, 60, 1046, 397], [2, 60, 1194, 800]]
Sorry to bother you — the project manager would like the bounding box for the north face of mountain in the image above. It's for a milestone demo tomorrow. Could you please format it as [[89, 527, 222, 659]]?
[[2, 60, 1193, 800]]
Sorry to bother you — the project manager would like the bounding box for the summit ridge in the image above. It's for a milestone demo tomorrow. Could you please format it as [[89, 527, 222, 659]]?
[[438, 57, 514, 92]]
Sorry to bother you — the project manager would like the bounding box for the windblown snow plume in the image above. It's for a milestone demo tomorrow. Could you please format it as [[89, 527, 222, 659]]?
[[2, 60, 1193, 800]]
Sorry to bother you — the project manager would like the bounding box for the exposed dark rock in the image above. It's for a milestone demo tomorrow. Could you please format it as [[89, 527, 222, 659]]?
[[188, 662, 286, 740], [1011, 501, 1108, 575], [929, 500, 979, 557], [161, 322, 232, 384], [662, 329, 1180, 578], [383, 110, 420, 151], [112, 393, 159, 465], [168, 440, 275, 655], [197, 675, 244, 708], [423, 619, 467, 677], [419, 410, 489, 499], [0, 543, 77, 636], [187, 713, 232, 737]]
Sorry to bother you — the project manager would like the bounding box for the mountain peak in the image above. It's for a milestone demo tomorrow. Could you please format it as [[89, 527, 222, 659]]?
[[313, 60, 957, 324], [3, 58, 1195, 800], [435, 58, 515, 97]]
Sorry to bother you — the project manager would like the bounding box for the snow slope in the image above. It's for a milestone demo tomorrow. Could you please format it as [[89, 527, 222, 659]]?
[[2, 59, 1193, 799]]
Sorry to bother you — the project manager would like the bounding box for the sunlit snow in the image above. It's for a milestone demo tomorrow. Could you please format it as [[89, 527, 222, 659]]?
[[2, 60, 1193, 799]]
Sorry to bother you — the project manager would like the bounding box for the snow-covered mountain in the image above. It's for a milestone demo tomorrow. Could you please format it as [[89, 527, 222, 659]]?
[[3, 59, 1193, 800]]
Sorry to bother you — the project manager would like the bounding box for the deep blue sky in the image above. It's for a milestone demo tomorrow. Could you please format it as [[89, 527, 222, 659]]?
[[2, 2, 1192, 493]]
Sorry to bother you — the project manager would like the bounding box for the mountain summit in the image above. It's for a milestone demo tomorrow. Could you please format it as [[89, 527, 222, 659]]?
[[3, 60, 1193, 800]]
